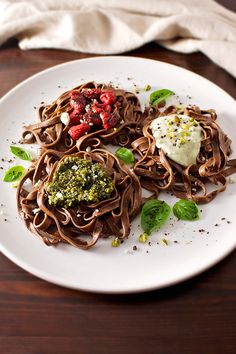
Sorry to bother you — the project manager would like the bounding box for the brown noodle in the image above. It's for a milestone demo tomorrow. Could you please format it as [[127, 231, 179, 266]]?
[[17, 148, 142, 249], [132, 105, 236, 203], [21, 81, 143, 154]]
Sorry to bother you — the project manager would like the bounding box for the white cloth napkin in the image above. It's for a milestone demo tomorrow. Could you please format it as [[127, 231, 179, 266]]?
[[1, 0, 236, 77]]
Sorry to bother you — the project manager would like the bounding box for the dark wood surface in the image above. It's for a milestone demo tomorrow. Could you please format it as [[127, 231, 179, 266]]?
[[0, 2, 236, 353]]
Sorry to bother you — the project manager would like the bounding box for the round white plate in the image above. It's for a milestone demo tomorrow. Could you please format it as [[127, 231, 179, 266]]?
[[0, 56, 235, 293]]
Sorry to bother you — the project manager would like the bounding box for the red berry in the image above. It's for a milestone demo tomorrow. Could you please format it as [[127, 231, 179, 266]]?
[[104, 104, 111, 112], [91, 102, 112, 114], [83, 88, 101, 99], [70, 101, 84, 112], [70, 92, 86, 104], [69, 110, 83, 125], [68, 122, 91, 140], [70, 90, 79, 100], [100, 91, 116, 105], [91, 102, 103, 114], [83, 112, 102, 127], [100, 112, 118, 130]]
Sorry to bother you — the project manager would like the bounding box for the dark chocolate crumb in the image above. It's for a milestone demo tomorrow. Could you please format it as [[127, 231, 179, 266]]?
[[174, 240, 178, 243], [121, 240, 124, 244], [4, 218, 7, 221], [207, 232, 209, 234], [221, 217, 226, 220], [215, 224, 219, 227], [227, 221, 231, 224], [146, 250, 149, 253], [133, 245, 137, 251], [40, 101, 45, 104], [148, 241, 151, 246]]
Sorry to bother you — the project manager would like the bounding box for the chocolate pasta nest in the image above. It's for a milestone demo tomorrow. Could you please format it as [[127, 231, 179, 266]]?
[[17, 148, 142, 249], [21, 81, 143, 154], [132, 105, 236, 203]]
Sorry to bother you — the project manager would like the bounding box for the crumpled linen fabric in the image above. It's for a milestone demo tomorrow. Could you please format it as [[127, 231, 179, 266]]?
[[0, 0, 236, 77]]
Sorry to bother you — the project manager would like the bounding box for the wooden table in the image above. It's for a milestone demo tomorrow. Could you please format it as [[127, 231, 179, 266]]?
[[0, 2, 235, 353]]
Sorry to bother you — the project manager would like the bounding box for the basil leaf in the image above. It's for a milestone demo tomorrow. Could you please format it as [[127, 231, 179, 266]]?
[[141, 199, 171, 235], [150, 89, 175, 106], [173, 199, 199, 221], [3, 166, 25, 182], [115, 147, 134, 164], [10, 145, 31, 161]]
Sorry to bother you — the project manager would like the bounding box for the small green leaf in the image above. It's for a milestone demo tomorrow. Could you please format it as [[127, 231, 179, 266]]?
[[10, 145, 31, 161], [141, 199, 171, 235], [173, 199, 199, 221], [3, 166, 25, 182], [115, 147, 134, 164], [150, 89, 175, 106]]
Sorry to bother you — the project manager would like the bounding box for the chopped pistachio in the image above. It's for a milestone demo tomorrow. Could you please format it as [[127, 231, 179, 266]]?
[[167, 126, 174, 132], [176, 104, 183, 110], [173, 116, 180, 124], [11, 181, 19, 188], [138, 232, 149, 243], [161, 237, 169, 246], [144, 84, 151, 91], [112, 237, 121, 247], [181, 131, 190, 137], [179, 137, 186, 145], [167, 132, 175, 139], [181, 123, 189, 130]]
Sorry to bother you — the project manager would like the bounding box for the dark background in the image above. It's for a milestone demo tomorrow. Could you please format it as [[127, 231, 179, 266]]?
[[0, 1, 235, 353]]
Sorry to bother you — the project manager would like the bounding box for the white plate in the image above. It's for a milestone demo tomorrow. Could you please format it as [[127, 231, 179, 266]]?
[[0, 56, 235, 293]]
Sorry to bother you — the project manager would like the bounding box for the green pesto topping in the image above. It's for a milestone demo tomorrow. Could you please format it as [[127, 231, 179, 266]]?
[[46, 157, 114, 208]]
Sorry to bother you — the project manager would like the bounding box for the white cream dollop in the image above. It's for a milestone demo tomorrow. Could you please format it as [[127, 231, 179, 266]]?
[[150, 114, 203, 167]]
